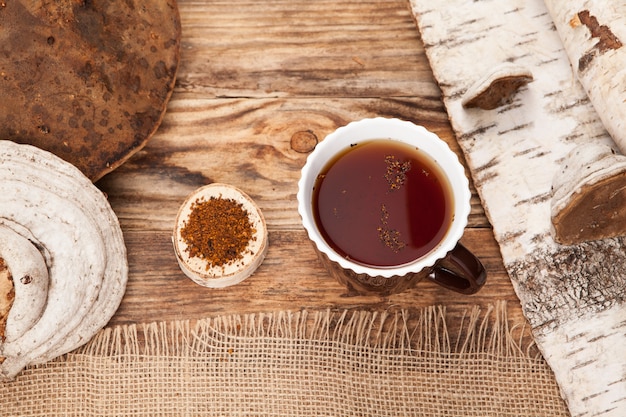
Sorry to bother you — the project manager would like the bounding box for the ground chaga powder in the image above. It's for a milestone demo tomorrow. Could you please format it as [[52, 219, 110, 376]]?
[[180, 196, 255, 269]]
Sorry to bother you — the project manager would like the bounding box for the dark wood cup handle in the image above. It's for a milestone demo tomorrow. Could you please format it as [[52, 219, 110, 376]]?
[[429, 243, 487, 294]]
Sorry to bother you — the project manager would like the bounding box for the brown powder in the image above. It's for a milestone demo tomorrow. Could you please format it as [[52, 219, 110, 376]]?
[[180, 197, 255, 269]]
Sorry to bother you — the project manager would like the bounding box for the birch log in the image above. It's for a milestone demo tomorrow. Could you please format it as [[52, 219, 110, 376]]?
[[544, 1, 626, 153], [544, 1, 626, 245], [408, 0, 626, 415]]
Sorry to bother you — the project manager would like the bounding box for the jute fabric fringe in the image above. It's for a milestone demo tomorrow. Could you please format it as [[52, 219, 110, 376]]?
[[1, 303, 569, 416]]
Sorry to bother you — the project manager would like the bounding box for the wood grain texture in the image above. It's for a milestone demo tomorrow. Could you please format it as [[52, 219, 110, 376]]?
[[94, 0, 523, 337]]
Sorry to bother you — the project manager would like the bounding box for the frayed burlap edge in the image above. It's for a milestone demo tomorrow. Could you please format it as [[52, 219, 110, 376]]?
[[81, 302, 535, 358], [1, 302, 570, 417]]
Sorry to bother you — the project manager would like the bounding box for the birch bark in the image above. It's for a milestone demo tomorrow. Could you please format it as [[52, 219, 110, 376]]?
[[408, 0, 626, 415], [544, 1, 626, 153], [544, 1, 626, 245]]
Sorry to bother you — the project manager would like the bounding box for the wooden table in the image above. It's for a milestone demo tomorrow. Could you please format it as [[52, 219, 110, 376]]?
[[96, 0, 525, 333]]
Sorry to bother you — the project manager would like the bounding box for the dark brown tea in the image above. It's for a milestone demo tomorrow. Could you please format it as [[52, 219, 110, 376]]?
[[312, 139, 454, 267]]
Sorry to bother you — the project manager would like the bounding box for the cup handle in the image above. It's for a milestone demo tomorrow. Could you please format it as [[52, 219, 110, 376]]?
[[428, 243, 486, 294]]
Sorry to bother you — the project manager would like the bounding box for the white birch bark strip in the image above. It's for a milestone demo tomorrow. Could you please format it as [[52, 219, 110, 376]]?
[[408, 1, 626, 415], [544, 0, 626, 154]]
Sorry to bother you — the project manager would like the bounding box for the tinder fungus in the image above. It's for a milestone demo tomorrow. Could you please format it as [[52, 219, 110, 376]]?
[[0, 0, 181, 181], [461, 63, 534, 110], [173, 184, 268, 288], [0, 140, 128, 380], [552, 143, 626, 245]]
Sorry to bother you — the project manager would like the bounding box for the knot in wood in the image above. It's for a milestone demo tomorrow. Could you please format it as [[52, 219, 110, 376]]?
[[290, 130, 318, 153]]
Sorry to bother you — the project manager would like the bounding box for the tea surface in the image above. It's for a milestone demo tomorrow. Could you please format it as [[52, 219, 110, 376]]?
[[313, 139, 453, 267]]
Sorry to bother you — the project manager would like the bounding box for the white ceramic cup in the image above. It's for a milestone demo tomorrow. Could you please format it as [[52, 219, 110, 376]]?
[[297, 118, 486, 295]]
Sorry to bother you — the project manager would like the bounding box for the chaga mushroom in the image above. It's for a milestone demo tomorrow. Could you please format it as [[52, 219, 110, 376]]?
[[0, 0, 181, 182], [0, 140, 128, 380], [551, 143, 626, 245], [461, 63, 533, 110]]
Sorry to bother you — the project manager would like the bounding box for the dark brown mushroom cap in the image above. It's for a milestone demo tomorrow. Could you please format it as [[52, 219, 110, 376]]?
[[551, 143, 626, 245], [0, 0, 181, 182]]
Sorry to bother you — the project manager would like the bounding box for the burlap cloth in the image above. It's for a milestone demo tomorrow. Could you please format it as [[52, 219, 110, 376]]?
[[1, 303, 568, 416]]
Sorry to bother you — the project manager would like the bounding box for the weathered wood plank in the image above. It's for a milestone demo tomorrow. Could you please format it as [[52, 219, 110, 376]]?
[[108, 227, 514, 327], [97, 97, 486, 230], [92, 0, 522, 346], [98, 95, 509, 328], [175, 0, 440, 99]]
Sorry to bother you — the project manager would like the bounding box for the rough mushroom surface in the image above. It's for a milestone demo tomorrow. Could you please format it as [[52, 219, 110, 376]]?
[[0, 0, 181, 182], [551, 143, 626, 245], [0, 140, 128, 380], [461, 63, 534, 110]]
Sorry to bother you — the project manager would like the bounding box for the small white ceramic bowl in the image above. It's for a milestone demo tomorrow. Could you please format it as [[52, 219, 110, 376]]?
[[173, 183, 268, 288]]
